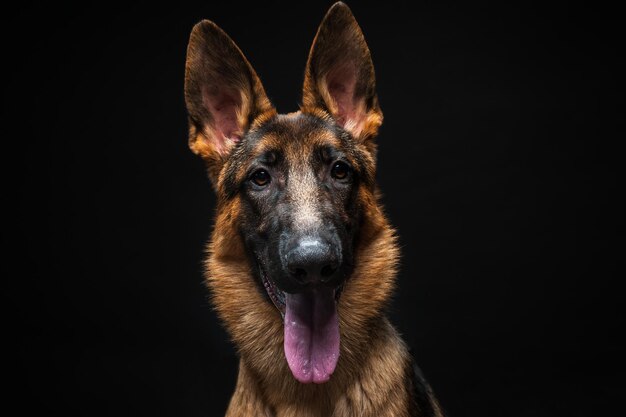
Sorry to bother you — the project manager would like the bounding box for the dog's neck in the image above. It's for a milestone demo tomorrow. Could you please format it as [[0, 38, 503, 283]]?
[[229, 317, 416, 417]]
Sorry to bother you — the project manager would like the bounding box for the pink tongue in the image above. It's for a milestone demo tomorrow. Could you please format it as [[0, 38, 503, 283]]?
[[284, 288, 340, 384]]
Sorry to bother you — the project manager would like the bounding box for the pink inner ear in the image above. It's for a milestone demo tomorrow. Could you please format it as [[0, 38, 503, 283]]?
[[326, 63, 357, 127], [202, 87, 242, 153]]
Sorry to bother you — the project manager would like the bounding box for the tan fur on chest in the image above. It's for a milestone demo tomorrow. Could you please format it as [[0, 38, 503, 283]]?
[[226, 320, 413, 417]]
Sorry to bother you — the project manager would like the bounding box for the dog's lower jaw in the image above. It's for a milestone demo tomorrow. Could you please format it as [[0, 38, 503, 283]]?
[[225, 318, 441, 417]]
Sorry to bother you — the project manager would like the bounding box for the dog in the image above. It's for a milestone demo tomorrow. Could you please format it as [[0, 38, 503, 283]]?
[[184, 2, 445, 416]]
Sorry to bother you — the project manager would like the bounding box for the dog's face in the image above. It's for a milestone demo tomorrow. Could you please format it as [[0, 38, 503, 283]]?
[[184, 3, 383, 384], [227, 113, 373, 299]]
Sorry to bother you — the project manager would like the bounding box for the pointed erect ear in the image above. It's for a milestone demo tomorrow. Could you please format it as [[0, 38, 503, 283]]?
[[302, 2, 382, 141], [184, 21, 275, 174]]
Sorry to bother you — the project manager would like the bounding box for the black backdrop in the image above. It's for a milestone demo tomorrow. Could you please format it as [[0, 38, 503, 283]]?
[[4, 2, 622, 416]]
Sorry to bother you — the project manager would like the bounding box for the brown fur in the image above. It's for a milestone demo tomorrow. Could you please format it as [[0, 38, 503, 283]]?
[[184, 3, 444, 416]]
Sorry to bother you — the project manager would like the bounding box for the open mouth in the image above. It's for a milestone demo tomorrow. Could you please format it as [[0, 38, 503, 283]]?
[[256, 257, 343, 384]]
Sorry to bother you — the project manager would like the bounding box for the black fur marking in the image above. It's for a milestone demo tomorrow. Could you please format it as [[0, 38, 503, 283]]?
[[407, 359, 442, 417]]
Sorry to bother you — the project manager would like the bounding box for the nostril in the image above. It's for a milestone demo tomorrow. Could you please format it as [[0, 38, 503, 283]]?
[[320, 265, 336, 278]]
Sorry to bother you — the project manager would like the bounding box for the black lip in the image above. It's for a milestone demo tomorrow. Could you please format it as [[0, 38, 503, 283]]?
[[254, 254, 286, 316], [261, 266, 286, 315]]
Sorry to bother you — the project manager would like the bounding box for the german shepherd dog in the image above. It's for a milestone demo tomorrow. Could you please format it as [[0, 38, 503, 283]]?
[[184, 3, 444, 416]]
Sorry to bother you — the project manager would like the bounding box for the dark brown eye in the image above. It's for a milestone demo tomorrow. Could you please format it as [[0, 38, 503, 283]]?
[[251, 169, 271, 187], [331, 161, 350, 180]]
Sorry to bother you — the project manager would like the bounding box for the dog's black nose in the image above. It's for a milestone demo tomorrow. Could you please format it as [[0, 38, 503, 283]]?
[[285, 238, 341, 286]]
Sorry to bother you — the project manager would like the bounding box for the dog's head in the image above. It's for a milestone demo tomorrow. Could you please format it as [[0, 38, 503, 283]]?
[[185, 3, 393, 384]]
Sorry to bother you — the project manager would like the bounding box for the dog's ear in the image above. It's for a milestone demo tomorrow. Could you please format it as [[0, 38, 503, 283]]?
[[302, 2, 382, 142], [185, 21, 275, 177]]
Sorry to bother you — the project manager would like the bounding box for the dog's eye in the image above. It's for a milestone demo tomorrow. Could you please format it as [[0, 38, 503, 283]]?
[[331, 161, 350, 180], [251, 169, 271, 187]]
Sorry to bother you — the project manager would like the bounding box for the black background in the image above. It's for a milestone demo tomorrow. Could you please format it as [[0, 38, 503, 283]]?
[[4, 1, 622, 416]]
